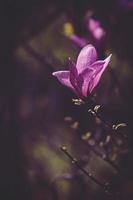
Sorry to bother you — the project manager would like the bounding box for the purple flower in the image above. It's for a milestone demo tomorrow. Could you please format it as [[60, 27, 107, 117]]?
[[87, 18, 105, 41], [52, 45, 112, 99]]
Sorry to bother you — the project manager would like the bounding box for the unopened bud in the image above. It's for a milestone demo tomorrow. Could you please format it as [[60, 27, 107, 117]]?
[[94, 105, 101, 113]]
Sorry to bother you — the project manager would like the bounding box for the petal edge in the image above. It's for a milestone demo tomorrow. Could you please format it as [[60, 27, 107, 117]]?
[[76, 44, 97, 74]]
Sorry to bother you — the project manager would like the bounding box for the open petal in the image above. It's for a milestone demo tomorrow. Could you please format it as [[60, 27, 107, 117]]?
[[88, 54, 112, 92], [76, 44, 97, 74], [103, 54, 112, 71], [68, 57, 79, 89], [80, 60, 106, 96], [77, 68, 93, 97], [68, 58, 77, 76], [52, 71, 74, 90]]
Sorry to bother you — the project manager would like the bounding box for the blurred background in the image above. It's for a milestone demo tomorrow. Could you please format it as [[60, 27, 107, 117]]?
[[0, 0, 133, 199]]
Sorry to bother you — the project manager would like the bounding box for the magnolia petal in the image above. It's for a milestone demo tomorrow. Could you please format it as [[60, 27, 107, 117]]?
[[89, 54, 112, 93], [103, 54, 112, 70], [79, 60, 104, 96], [68, 57, 77, 75], [77, 69, 93, 97], [52, 71, 74, 90], [68, 57, 79, 89], [88, 60, 105, 72], [76, 44, 97, 74]]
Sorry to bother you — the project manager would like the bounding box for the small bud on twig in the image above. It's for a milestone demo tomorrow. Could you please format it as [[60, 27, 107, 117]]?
[[94, 105, 101, 113], [112, 123, 127, 131], [72, 98, 85, 105]]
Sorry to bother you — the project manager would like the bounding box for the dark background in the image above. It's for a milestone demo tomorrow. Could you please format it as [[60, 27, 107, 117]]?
[[0, 0, 133, 200]]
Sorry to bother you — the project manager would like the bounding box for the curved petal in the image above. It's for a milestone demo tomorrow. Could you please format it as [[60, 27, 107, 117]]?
[[89, 54, 112, 93], [52, 71, 74, 90], [80, 60, 105, 96], [77, 68, 93, 97], [68, 57, 78, 89], [103, 54, 112, 70], [76, 44, 97, 74]]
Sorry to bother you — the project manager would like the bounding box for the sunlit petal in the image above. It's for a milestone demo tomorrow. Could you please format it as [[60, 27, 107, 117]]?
[[76, 44, 97, 74], [52, 71, 74, 90], [88, 54, 112, 92]]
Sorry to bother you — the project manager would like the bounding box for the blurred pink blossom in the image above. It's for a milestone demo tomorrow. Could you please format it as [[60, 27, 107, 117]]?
[[87, 18, 105, 40]]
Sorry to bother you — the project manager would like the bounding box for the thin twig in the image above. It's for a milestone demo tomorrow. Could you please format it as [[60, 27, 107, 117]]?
[[83, 140, 120, 173], [60, 146, 117, 198], [88, 108, 128, 141]]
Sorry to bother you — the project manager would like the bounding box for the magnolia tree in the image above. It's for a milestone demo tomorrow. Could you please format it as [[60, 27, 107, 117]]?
[[52, 44, 127, 198]]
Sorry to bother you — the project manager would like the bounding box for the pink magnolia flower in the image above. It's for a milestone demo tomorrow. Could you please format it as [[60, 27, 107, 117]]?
[[87, 18, 105, 41], [52, 45, 112, 99]]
